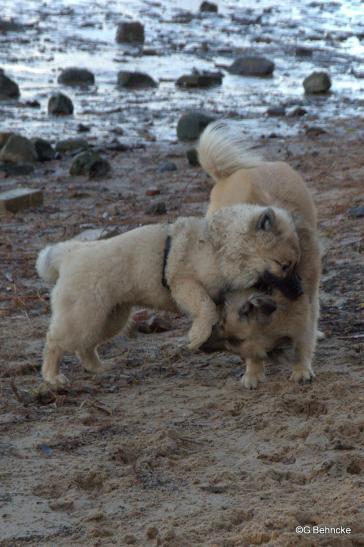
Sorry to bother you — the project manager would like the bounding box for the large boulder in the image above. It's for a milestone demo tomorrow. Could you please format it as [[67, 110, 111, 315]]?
[[176, 70, 223, 88], [228, 56, 275, 76], [48, 92, 74, 115], [0, 69, 20, 99], [58, 67, 95, 87], [0, 134, 37, 164], [303, 72, 331, 94], [115, 21, 144, 44], [117, 71, 157, 89], [176, 110, 216, 142]]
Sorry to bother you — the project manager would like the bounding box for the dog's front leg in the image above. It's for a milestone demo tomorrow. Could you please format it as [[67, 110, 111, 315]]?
[[171, 280, 218, 350], [241, 358, 265, 389]]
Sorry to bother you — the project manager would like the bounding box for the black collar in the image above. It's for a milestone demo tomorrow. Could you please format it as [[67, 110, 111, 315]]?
[[162, 235, 172, 290]]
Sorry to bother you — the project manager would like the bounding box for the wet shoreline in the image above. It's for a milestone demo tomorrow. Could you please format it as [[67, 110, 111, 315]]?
[[1, 0, 363, 147]]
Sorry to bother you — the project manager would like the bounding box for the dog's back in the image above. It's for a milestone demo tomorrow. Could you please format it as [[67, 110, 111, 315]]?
[[198, 120, 317, 228]]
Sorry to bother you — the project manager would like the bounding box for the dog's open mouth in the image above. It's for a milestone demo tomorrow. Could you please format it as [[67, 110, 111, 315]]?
[[255, 269, 304, 300]]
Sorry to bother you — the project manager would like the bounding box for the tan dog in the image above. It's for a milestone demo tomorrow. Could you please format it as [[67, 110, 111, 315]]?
[[36, 204, 300, 386], [197, 120, 321, 388]]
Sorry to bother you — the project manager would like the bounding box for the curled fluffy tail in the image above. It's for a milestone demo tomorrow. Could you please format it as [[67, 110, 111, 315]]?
[[197, 119, 263, 182], [36, 240, 81, 284]]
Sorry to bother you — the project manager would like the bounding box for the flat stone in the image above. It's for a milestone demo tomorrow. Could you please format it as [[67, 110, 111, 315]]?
[[0, 187, 43, 214], [176, 70, 223, 88], [0, 163, 34, 175], [158, 161, 177, 173], [347, 205, 364, 218], [115, 21, 145, 44], [58, 67, 95, 87], [56, 138, 89, 154], [74, 227, 119, 241], [228, 55, 274, 76], [266, 106, 286, 116]]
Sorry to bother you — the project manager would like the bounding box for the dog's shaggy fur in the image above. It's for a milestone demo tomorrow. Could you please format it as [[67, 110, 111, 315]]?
[[197, 120, 321, 388], [36, 204, 300, 386]]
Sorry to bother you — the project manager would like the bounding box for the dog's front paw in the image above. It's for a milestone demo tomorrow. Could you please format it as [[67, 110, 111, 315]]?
[[43, 372, 70, 388], [290, 367, 315, 384], [241, 371, 265, 389], [316, 329, 325, 341], [187, 324, 214, 351]]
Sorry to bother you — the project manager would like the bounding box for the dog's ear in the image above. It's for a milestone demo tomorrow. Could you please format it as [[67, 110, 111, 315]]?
[[238, 294, 277, 322], [250, 295, 277, 315], [256, 208, 276, 232]]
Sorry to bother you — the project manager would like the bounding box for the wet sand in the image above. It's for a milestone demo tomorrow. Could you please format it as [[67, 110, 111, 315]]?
[[1, 118, 363, 546]]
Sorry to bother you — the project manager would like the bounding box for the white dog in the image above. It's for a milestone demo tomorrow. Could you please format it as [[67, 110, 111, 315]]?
[[36, 205, 300, 386]]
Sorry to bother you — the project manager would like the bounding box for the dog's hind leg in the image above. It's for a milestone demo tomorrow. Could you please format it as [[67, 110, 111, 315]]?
[[78, 305, 132, 374], [42, 334, 68, 387], [77, 347, 103, 373]]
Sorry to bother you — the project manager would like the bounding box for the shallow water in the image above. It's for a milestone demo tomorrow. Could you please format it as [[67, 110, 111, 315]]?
[[0, 0, 363, 145]]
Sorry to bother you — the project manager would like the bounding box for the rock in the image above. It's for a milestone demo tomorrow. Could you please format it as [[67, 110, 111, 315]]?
[[32, 138, 55, 162], [145, 201, 167, 215], [347, 205, 364, 218], [0, 187, 43, 214], [158, 161, 177, 173], [177, 110, 215, 142], [295, 46, 313, 57], [228, 56, 275, 76], [305, 126, 327, 137], [117, 71, 157, 90], [0, 70, 20, 99], [266, 106, 286, 116], [0, 163, 34, 175], [145, 187, 160, 196], [146, 527, 159, 539], [74, 227, 119, 241], [124, 535, 137, 545], [0, 132, 14, 148], [48, 92, 74, 115], [287, 106, 307, 117], [70, 151, 111, 179], [77, 123, 91, 133], [135, 313, 171, 334], [58, 67, 95, 87], [0, 135, 37, 164], [24, 99, 40, 108], [303, 71, 331, 94], [200, 1, 218, 12], [115, 21, 144, 44], [56, 138, 89, 154], [49, 499, 74, 512], [176, 69, 223, 88], [186, 148, 199, 166]]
